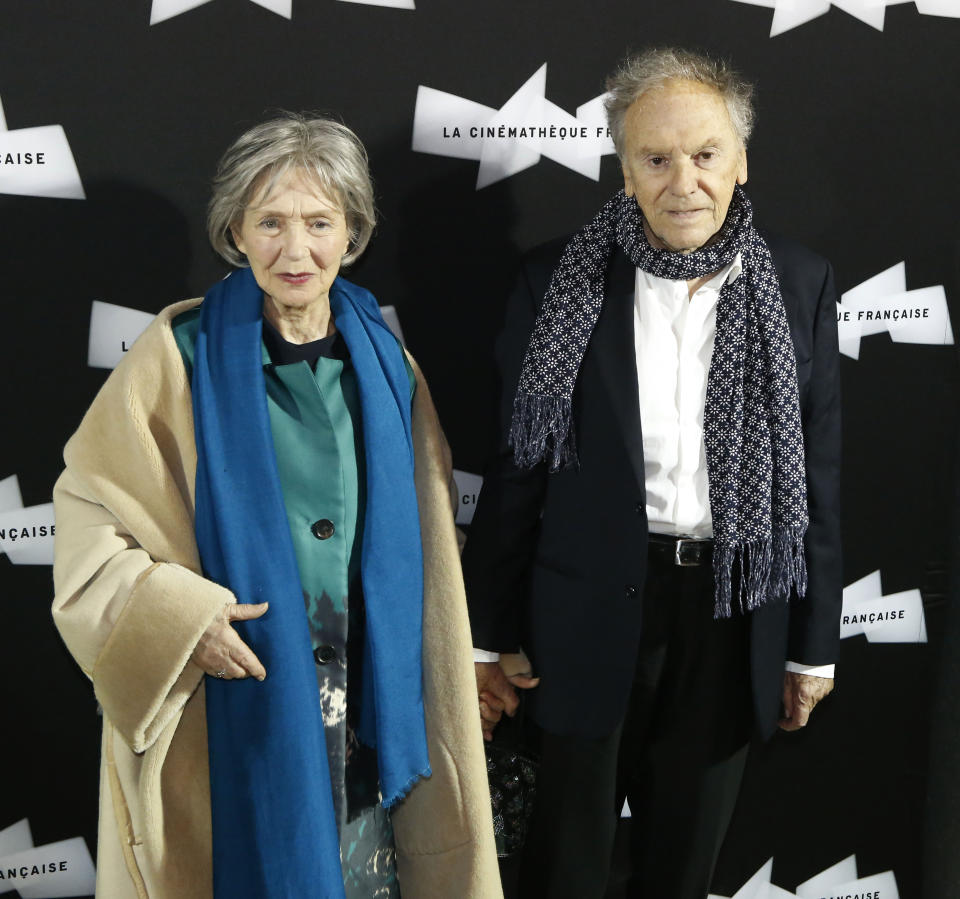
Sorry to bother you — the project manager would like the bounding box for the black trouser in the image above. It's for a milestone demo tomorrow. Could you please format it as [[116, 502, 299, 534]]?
[[518, 550, 753, 899]]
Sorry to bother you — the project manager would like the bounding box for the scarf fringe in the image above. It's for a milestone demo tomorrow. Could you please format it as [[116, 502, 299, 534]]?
[[712, 528, 809, 619], [509, 393, 577, 471], [773, 527, 809, 600], [381, 764, 434, 810]]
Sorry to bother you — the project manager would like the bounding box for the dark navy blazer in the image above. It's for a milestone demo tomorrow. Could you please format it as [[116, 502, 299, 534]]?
[[461, 232, 842, 740]]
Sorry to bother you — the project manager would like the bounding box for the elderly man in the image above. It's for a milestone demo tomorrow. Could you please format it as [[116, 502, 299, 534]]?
[[461, 48, 841, 899]]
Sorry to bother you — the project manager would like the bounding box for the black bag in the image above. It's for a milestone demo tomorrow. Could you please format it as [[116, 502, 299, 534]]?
[[485, 702, 538, 858]]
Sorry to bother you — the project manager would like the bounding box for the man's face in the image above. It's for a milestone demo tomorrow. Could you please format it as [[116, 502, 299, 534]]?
[[620, 79, 748, 254]]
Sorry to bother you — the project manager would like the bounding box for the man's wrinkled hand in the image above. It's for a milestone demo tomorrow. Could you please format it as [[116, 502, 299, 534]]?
[[779, 672, 833, 731], [476, 661, 540, 742]]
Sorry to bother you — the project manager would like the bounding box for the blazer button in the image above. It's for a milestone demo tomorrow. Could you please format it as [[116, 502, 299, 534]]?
[[311, 519, 335, 540], [635, 502, 643, 514], [314, 645, 336, 665], [625, 584, 639, 598]]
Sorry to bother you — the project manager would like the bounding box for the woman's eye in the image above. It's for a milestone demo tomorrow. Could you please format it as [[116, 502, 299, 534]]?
[[697, 151, 716, 162], [311, 220, 330, 231], [259, 218, 279, 229]]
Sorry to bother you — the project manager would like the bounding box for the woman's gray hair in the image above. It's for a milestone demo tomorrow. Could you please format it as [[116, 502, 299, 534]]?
[[605, 48, 756, 157], [207, 113, 376, 268]]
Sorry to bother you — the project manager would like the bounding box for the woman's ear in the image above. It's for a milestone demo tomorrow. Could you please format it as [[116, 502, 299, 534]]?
[[230, 223, 246, 256]]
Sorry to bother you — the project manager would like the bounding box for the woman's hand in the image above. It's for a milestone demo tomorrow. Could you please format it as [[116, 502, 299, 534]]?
[[191, 602, 269, 681]]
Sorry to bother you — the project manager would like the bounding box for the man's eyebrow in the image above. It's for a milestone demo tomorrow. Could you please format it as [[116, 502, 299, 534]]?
[[633, 138, 728, 155]]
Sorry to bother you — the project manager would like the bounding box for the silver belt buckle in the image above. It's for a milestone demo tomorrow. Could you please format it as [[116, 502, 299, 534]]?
[[674, 538, 701, 567]]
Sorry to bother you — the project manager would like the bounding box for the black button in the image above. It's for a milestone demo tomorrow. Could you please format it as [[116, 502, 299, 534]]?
[[314, 645, 336, 665], [635, 502, 644, 514], [625, 584, 639, 598], [311, 519, 335, 540]]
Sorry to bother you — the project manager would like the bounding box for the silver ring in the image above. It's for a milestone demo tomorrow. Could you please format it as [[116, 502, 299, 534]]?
[[214, 669, 226, 679]]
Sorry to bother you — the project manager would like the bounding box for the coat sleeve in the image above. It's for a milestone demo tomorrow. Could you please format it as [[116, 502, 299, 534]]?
[[788, 260, 843, 666], [461, 257, 550, 652], [52, 310, 234, 754]]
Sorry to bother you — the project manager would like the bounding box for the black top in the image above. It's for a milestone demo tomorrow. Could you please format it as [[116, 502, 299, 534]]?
[[261, 315, 349, 368]]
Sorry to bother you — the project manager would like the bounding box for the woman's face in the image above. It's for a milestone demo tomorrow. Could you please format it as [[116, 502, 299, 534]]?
[[231, 169, 350, 314]]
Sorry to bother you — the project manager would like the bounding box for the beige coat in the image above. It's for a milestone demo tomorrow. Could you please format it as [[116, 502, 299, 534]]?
[[52, 300, 502, 899]]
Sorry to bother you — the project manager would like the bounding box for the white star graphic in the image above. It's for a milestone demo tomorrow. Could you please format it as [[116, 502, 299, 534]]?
[[150, 0, 414, 22], [0, 94, 85, 200], [729, 0, 959, 35], [707, 854, 901, 898], [0, 818, 97, 895], [0, 476, 55, 566], [841, 571, 927, 644], [150, 0, 291, 25], [412, 64, 615, 189], [337, 0, 414, 7], [836, 262, 953, 360]]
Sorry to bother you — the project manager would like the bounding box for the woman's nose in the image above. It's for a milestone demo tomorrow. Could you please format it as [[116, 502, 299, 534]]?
[[281, 224, 309, 259]]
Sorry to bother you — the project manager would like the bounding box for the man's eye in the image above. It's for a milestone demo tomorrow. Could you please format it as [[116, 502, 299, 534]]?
[[311, 220, 330, 231], [649, 156, 667, 167], [259, 218, 279, 229], [697, 151, 716, 162]]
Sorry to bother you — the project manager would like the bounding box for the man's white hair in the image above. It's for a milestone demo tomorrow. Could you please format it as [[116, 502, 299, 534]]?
[[605, 48, 756, 157]]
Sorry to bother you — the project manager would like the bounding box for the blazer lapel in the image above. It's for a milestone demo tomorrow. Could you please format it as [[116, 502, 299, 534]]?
[[591, 248, 646, 498]]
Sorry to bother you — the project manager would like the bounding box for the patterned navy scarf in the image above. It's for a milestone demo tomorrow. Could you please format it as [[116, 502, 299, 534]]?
[[510, 186, 808, 617]]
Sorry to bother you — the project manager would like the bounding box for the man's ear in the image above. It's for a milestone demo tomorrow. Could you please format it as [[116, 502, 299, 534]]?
[[737, 149, 748, 186], [622, 164, 636, 198]]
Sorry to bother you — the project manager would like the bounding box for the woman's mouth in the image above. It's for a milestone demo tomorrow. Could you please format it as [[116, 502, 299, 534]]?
[[278, 272, 312, 284]]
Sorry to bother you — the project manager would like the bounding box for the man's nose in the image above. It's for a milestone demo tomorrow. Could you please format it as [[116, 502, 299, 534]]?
[[668, 160, 697, 195]]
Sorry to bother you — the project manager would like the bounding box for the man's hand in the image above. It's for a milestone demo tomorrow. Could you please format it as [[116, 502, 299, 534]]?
[[476, 660, 540, 742], [191, 602, 269, 681], [779, 672, 833, 731]]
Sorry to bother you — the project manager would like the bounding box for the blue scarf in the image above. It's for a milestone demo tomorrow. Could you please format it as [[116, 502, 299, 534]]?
[[192, 267, 430, 899]]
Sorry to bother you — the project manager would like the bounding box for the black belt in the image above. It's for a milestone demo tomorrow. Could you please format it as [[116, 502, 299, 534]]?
[[648, 533, 714, 567]]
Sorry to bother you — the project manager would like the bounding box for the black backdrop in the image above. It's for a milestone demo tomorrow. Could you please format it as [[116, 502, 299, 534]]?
[[1, 2, 958, 897]]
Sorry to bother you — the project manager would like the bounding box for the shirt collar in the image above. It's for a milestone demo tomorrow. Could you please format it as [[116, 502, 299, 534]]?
[[715, 251, 742, 287]]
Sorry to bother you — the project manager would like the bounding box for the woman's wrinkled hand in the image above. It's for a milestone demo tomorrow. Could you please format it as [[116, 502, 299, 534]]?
[[191, 602, 269, 681]]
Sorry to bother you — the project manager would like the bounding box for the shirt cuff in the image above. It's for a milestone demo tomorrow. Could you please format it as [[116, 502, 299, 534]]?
[[473, 648, 501, 663], [785, 661, 835, 679]]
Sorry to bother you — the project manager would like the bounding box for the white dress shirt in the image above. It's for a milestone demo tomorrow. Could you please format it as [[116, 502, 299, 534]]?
[[636, 256, 734, 537], [476, 254, 833, 679]]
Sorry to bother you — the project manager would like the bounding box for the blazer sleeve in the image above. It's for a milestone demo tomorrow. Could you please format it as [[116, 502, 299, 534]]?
[[788, 260, 843, 666], [52, 310, 234, 754], [461, 257, 550, 652]]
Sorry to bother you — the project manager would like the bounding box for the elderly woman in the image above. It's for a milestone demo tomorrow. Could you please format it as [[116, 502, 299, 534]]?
[[51, 114, 500, 899]]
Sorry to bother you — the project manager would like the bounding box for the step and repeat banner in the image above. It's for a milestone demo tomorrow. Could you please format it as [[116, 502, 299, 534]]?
[[1, 1, 958, 897]]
